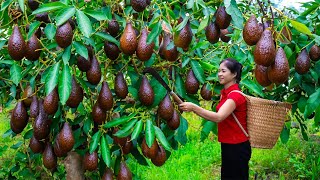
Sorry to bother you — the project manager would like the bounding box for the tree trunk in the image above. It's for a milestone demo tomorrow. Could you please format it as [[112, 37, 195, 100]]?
[[64, 151, 84, 180]]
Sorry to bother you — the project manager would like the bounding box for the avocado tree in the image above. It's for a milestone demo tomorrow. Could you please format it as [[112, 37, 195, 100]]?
[[0, 0, 319, 179]]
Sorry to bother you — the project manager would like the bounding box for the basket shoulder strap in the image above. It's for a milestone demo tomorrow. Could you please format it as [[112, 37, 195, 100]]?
[[231, 113, 249, 137], [228, 90, 246, 97]]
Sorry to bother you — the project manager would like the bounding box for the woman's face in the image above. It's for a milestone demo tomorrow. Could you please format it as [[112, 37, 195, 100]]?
[[218, 62, 236, 85]]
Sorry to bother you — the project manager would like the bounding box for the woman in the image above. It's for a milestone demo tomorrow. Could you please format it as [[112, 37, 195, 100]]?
[[179, 58, 251, 180]]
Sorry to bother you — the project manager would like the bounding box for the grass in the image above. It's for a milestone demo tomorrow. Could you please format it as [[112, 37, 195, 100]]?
[[0, 104, 319, 180]]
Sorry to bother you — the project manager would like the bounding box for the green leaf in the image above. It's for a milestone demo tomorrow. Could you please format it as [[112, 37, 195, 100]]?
[[315, 106, 320, 125], [0, 40, 6, 50], [175, 73, 187, 98], [224, 0, 244, 29], [11, 141, 23, 149], [200, 120, 215, 141], [197, 16, 209, 33], [241, 78, 264, 97], [145, 119, 155, 148], [32, 2, 67, 15], [104, 113, 137, 128], [290, 20, 312, 36], [280, 124, 290, 144], [62, 45, 71, 64], [191, 41, 209, 51], [175, 16, 189, 32], [100, 135, 111, 167], [58, 64, 72, 105], [166, 41, 174, 50], [1, 0, 13, 11], [44, 23, 56, 40], [190, 60, 205, 84], [114, 119, 138, 138], [10, 63, 22, 86], [186, 0, 194, 9], [199, 61, 216, 71], [131, 120, 143, 141], [147, 21, 161, 45], [45, 62, 60, 96], [18, 0, 24, 13], [176, 116, 188, 145], [55, 7, 76, 26], [73, 41, 88, 60], [95, 32, 119, 47], [27, 21, 41, 40], [304, 88, 320, 118], [84, 9, 109, 21], [89, 131, 101, 154], [154, 126, 171, 151], [76, 10, 92, 38]]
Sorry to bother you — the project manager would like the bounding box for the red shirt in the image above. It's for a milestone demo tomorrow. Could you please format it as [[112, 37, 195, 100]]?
[[216, 84, 248, 144]]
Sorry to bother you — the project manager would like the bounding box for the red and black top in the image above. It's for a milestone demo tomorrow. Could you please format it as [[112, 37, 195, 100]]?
[[216, 84, 248, 144]]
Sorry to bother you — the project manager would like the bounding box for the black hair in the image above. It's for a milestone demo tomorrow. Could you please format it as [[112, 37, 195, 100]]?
[[220, 58, 243, 83]]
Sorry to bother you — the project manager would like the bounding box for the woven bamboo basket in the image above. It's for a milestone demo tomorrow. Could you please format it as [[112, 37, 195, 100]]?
[[244, 95, 292, 149]]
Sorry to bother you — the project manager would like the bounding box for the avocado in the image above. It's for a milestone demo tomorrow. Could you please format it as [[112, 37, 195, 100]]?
[[107, 18, 120, 37], [86, 55, 102, 85], [77, 55, 91, 72], [43, 87, 59, 115], [254, 29, 276, 66], [120, 21, 138, 55], [215, 6, 231, 29], [98, 81, 114, 111], [43, 142, 57, 170], [220, 28, 231, 43], [112, 127, 127, 147], [138, 75, 154, 106], [162, 32, 179, 62], [104, 41, 121, 60], [185, 69, 200, 94], [33, 99, 51, 140], [30, 96, 39, 118], [115, 72, 128, 99], [55, 21, 73, 48], [166, 109, 180, 130], [28, 0, 39, 11], [309, 44, 320, 61], [243, 15, 263, 46], [53, 140, 67, 157], [10, 101, 28, 134], [136, 27, 155, 61], [254, 65, 272, 87], [22, 85, 33, 107], [57, 122, 74, 153], [25, 34, 41, 61], [66, 77, 84, 108], [29, 135, 44, 153], [295, 49, 311, 75], [92, 102, 106, 125], [158, 93, 174, 121], [83, 151, 98, 171], [267, 47, 289, 85], [8, 25, 26, 60], [200, 83, 213, 100], [174, 19, 193, 49], [122, 139, 133, 155], [141, 138, 158, 159], [117, 161, 132, 180], [151, 144, 167, 166], [206, 21, 220, 44], [102, 168, 114, 180], [131, 0, 148, 12]]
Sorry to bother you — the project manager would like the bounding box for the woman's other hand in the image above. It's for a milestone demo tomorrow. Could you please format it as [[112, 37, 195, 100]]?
[[179, 102, 197, 112]]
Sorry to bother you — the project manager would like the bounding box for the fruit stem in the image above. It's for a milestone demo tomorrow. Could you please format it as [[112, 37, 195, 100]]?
[[268, 0, 275, 31], [256, 0, 266, 28], [39, 40, 57, 58], [131, 58, 140, 74]]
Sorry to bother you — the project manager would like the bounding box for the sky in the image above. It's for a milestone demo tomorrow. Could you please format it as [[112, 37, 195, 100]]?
[[272, 0, 311, 10]]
